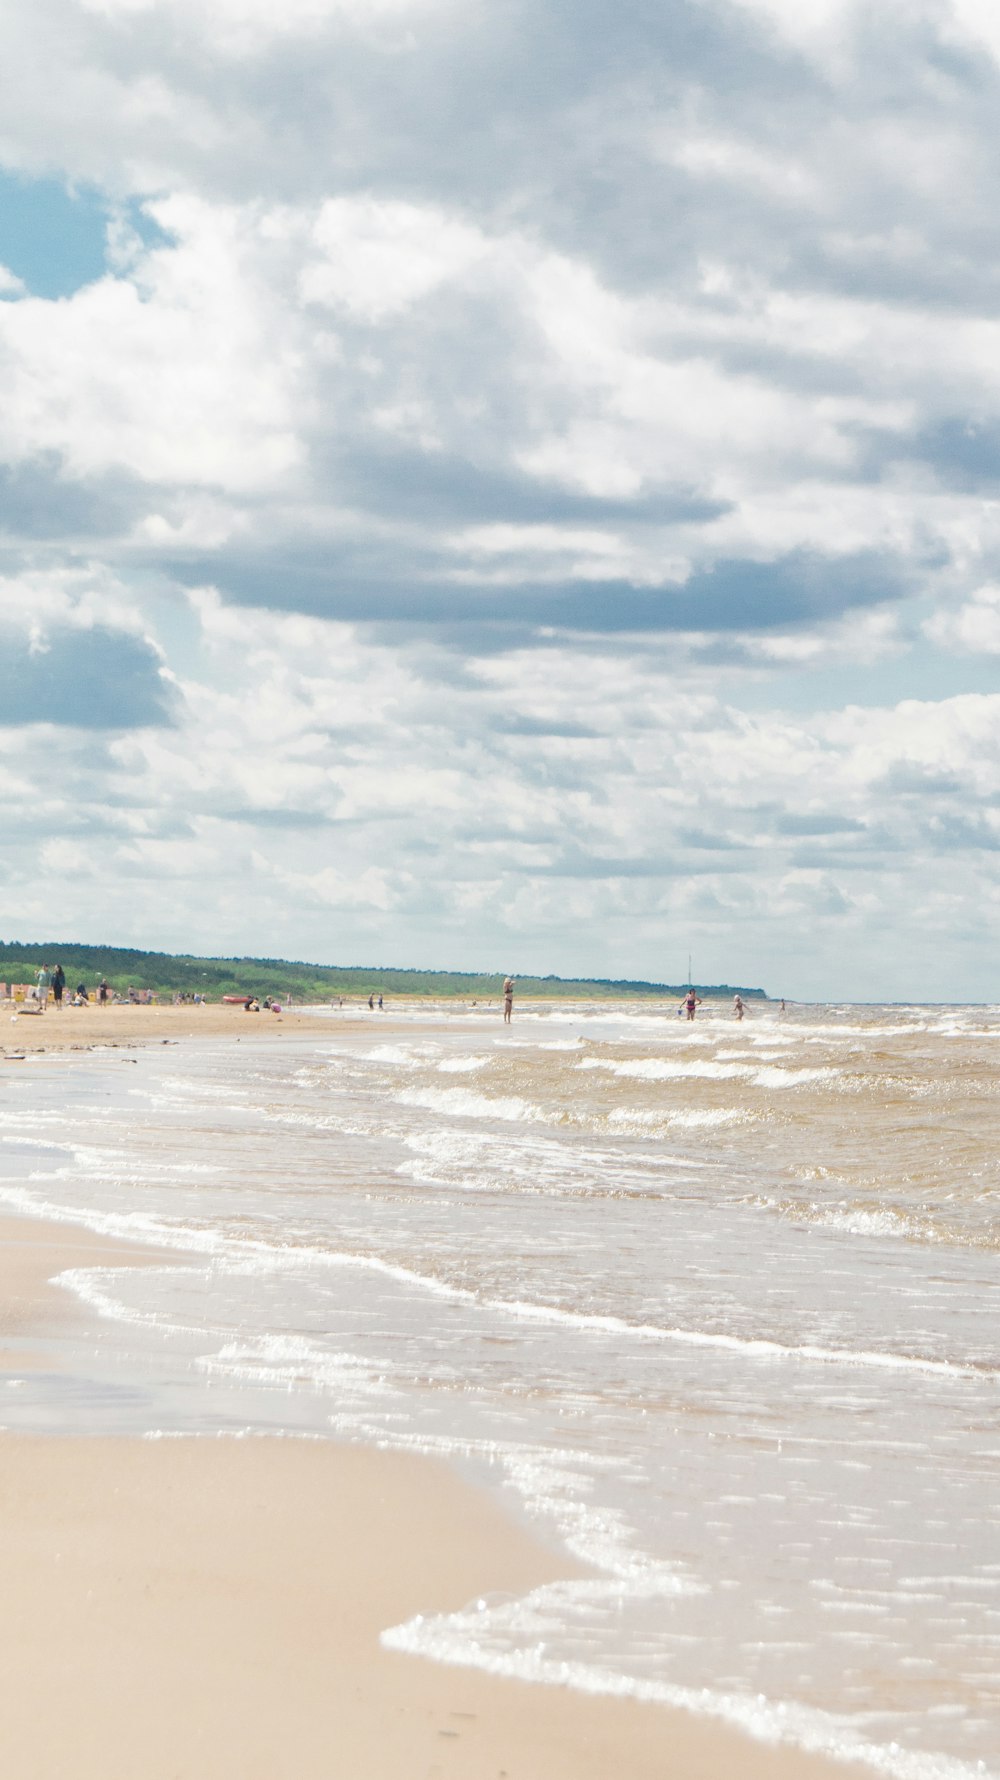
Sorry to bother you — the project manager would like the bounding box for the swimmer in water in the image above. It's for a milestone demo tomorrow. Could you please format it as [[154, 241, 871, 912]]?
[[733, 994, 745, 1020], [683, 989, 702, 1021], [502, 976, 514, 1024]]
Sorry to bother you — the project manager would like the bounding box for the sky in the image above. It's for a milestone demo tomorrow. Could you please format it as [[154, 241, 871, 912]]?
[[1, 0, 999, 1000]]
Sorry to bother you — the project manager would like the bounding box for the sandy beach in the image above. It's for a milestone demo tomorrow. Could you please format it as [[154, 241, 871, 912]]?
[[0, 998, 351, 1055], [0, 1045, 879, 1780]]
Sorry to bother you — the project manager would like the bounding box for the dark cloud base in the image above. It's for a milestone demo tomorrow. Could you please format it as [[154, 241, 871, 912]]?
[[167, 548, 903, 641], [328, 445, 730, 529]]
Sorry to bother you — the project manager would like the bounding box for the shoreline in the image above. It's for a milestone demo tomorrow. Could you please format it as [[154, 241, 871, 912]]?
[[0, 993, 759, 1059], [0, 1028, 873, 1779]]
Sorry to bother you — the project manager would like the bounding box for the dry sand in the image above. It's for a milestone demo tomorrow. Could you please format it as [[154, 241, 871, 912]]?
[[0, 996, 502, 1057], [0, 998, 342, 1055], [0, 1032, 873, 1780]]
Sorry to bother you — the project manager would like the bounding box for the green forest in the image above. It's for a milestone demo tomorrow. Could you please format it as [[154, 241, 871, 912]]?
[[0, 941, 766, 1003]]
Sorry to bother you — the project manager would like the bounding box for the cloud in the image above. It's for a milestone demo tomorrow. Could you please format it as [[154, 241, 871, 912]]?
[[924, 582, 1000, 653], [1, 588, 992, 989], [0, 0, 999, 993]]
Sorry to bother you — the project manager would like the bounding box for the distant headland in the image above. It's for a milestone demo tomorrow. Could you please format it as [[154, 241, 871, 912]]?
[[0, 941, 767, 1004]]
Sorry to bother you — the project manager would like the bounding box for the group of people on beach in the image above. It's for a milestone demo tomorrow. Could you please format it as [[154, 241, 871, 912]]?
[[34, 964, 64, 1008], [31, 967, 115, 1009]]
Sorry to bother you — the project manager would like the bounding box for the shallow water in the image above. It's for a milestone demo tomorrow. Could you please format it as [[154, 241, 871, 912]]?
[[0, 1000, 997, 1779]]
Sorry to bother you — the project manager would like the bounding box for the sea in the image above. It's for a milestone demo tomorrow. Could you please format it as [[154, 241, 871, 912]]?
[[0, 999, 997, 1780]]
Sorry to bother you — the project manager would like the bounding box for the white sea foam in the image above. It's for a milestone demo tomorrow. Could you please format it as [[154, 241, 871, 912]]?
[[666, 1108, 750, 1129], [349, 1044, 430, 1066], [577, 1057, 752, 1081], [607, 1106, 747, 1131], [750, 1065, 839, 1088], [59, 1265, 216, 1339], [577, 1056, 839, 1089], [805, 1206, 936, 1243], [436, 1056, 490, 1074], [381, 1613, 991, 1780], [197, 1334, 398, 1399], [485, 1294, 984, 1379], [395, 1086, 545, 1122], [48, 1218, 985, 1382]]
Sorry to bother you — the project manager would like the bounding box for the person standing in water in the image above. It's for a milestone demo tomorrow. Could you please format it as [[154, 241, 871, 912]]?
[[733, 994, 745, 1020], [503, 976, 514, 1023], [683, 988, 701, 1020]]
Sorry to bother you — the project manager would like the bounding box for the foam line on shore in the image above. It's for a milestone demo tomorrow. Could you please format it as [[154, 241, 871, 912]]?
[[48, 1228, 991, 1387], [381, 1611, 993, 1780]]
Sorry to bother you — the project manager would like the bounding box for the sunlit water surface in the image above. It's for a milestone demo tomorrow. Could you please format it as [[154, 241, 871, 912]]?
[[0, 1000, 997, 1780]]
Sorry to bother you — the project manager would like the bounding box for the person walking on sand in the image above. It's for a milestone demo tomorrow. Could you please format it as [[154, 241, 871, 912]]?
[[683, 988, 701, 1021], [733, 994, 745, 1020], [51, 963, 65, 1011], [503, 976, 514, 1023]]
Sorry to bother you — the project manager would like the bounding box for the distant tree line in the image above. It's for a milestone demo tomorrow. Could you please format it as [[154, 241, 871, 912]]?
[[0, 941, 767, 1003]]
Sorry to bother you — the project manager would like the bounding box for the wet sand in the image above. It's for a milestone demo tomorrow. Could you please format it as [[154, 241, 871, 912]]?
[[0, 1041, 873, 1780]]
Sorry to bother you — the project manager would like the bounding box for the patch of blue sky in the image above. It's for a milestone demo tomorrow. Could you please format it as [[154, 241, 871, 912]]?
[[0, 172, 169, 300], [138, 584, 213, 684], [725, 639, 1000, 715]]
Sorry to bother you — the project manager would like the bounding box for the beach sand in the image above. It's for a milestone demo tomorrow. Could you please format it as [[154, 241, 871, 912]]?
[[0, 998, 348, 1055], [0, 1035, 873, 1780]]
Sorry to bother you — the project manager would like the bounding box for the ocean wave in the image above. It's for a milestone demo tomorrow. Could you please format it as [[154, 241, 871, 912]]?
[[577, 1056, 839, 1089], [607, 1107, 748, 1131], [750, 1065, 839, 1088], [341, 1045, 430, 1067], [577, 1058, 752, 1082], [792, 1204, 939, 1244], [666, 1108, 751, 1129], [41, 1209, 986, 1382], [395, 1086, 545, 1122]]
